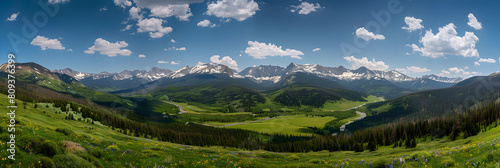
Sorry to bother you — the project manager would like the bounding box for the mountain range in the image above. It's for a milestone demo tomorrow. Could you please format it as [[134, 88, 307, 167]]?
[[53, 62, 464, 98]]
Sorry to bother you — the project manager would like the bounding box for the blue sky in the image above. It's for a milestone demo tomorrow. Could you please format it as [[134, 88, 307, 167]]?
[[1, 0, 499, 77]]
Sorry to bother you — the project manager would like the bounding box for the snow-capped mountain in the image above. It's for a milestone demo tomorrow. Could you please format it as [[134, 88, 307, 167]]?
[[239, 65, 284, 83], [421, 74, 464, 83], [240, 63, 463, 85], [53, 67, 172, 82], [166, 63, 243, 79], [246, 63, 415, 83]]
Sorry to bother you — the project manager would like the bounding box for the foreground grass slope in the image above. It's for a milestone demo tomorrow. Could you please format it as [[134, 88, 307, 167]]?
[[2, 94, 500, 167]]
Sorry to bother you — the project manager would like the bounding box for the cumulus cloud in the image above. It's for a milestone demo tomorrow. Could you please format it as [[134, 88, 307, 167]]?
[[290, 2, 321, 15], [312, 48, 321, 52], [49, 0, 69, 4], [410, 23, 479, 58], [84, 38, 132, 57], [343, 56, 389, 71], [113, 0, 131, 8], [474, 61, 480, 66], [6, 12, 19, 21], [171, 39, 176, 43], [197, 19, 216, 27], [164, 47, 186, 51], [137, 18, 173, 38], [157, 61, 169, 64], [355, 27, 385, 41], [478, 58, 496, 63], [138, 54, 146, 58], [245, 41, 304, 59], [467, 13, 482, 30], [206, 0, 259, 21], [402, 16, 424, 32], [129, 7, 144, 20], [439, 67, 478, 76], [149, 4, 192, 21], [30, 35, 65, 50], [170, 61, 180, 64], [121, 24, 132, 31], [210, 55, 239, 71], [133, 0, 203, 21], [395, 66, 430, 73], [100, 7, 108, 11]]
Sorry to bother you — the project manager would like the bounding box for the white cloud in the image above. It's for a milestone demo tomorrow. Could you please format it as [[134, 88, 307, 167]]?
[[210, 55, 239, 71], [197, 61, 205, 66], [410, 23, 479, 58], [290, 2, 321, 15], [171, 39, 176, 43], [474, 61, 480, 66], [100, 7, 108, 11], [31, 35, 65, 50], [164, 47, 186, 51], [158, 61, 169, 64], [206, 0, 259, 21], [149, 4, 192, 21], [133, 0, 203, 21], [6, 12, 19, 21], [355, 27, 385, 41], [402, 16, 424, 32], [395, 66, 430, 73], [48, 0, 69, 4], [244, 41, 304, 59], [138, 54, 146, 58], [137, 18, 173, 38], [197, 19, 216, 27], [467, 13, 482, 30], [312, 48, 321, 52], [439, 67, 478, 76], [84, 38, 132, 57], [129, 7, 144, 20], [113, 0, 131, 8], [343, 56, 389, 71], [121, 24, 132, 31], [170, 61, 180, 65], [478, 58, 496, 63]]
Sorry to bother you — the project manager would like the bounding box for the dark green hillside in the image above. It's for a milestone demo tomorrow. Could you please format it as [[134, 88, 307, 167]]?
[[271, 86, 366, 107], [265, 73, 367, 107], [348, 74, 500, 131], [152, 84, 266, 111], [79, 76, 150, 92], [338, 78, 415, 99], [274, 72, 345, 89], [0, 63, 131, 108]]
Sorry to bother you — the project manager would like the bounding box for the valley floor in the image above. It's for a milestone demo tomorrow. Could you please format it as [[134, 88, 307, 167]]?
[[3, 94, 500, 167]]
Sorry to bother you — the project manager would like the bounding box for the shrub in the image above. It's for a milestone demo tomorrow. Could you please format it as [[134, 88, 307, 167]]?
[[440, 157, 456, 167], [287, 154, 299, 160], [372, 158, 391, 168], [76, 151, 103, 168], [34, 157, 56, 168], [55, 128, 74, 136], [88, 148, 104, 158], [40, 141, 59, 157], [19, 136, 44, 153], [53, 153, 95, 168], [107, 144, 119, 151], [257, 153, 284, 159], [306, 159, 321, 164], [410, 151, 432, 161]]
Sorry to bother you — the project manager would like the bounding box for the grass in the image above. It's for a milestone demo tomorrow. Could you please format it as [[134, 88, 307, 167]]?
[[319, 95, 381, 111], [3, 93, 500, 167], [226, 115, 337, 136]]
